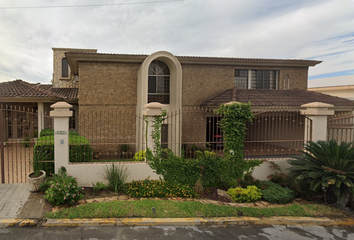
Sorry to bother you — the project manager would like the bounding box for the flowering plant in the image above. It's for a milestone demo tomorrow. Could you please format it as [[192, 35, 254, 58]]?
[[43, 167, 84, 206]]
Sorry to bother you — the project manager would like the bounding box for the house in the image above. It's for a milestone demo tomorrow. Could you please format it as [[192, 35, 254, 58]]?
[[1, 48, 354, 157], [308, 75, 354, 100]]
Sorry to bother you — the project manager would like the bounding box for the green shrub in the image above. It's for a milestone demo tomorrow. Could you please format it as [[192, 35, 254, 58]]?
[[43, 167, 84, 206], [92, 181, 108, 195], [133, 150, 145, 161], [227, 185, 262, 202], [33, 134, 93, 175], [261, 182, 295, 204], [104, 163, 130, 193], [40, 128, 54, 137], [124, 179, 197, 198], [288, 140, 354, 206]]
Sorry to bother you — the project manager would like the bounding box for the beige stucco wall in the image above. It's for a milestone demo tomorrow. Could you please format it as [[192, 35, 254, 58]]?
[[309, 86, 354, 100]]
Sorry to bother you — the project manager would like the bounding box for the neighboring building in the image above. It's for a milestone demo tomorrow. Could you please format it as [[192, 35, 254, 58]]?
[[308, 75, 354, 100], [1, 48, 354, 157]]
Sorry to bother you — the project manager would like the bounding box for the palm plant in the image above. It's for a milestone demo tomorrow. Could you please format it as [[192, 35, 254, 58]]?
[[288, 140, 354, 206]]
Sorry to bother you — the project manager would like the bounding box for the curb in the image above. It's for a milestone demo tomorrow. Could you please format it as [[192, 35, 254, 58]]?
[[0, 219, 38, 228], [42, 217, 354, 228]]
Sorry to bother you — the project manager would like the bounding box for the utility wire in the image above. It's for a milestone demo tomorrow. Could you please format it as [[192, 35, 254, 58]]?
[[0, 0, 184, 10]]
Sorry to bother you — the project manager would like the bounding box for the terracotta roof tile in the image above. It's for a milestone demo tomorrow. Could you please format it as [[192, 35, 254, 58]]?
[[201, 88, 354, 107], [0, 80, 78, 100]]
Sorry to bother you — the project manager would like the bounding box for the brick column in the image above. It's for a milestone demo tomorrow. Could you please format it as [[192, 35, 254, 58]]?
[[143, 102, 163, 155], [50, 102, 72, 174], [301, 102, 335, 141]]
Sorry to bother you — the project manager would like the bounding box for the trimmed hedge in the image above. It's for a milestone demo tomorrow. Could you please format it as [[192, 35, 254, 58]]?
[[34, 131, 93, 175], [261, 181, 295, 204]]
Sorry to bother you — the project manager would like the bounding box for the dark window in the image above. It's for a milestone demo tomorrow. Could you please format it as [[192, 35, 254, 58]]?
[[251, 70, 276, 89], [148, 60, 170, 104], [62, 58, 69, 78], [234, 69, 248, 89]]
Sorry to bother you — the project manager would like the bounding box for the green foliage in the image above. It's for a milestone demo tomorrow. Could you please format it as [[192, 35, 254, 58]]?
[[261, 181, 295, 204], [103, 163, 130, 193], [227, 185, 262, 203], [120, 144, 131, 153], [133, 150, 145, 161], [34, 133, 93, 175], [238, 173, 268, 190], [124, 179, 197, 198], [31, 147, 49, 177], [43, 167, 84, 206], [215, 103, 261, 184], [22, 137, 30, 147], [146, 103, 260, 189], [40, 128, 54, 137], [288, 140, 354, 204], [92, 182, 108, 195]]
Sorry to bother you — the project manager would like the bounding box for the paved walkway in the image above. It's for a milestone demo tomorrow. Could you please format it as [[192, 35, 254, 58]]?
[[0, 184, 30, 218], [0, 183, 50, 219]]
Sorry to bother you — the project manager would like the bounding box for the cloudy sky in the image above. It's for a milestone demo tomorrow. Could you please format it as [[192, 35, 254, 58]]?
[[0, 0, 353, 84]]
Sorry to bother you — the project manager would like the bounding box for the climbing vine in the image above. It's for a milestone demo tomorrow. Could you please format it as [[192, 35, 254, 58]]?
[[145, 110, 167, 174], [216, 102, 261, 183]]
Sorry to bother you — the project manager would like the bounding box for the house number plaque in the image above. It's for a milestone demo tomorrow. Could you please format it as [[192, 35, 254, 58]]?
[[55, 131, 68, 135]]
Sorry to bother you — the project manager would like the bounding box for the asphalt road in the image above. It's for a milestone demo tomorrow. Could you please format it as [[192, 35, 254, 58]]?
[[1, 225, 354, 240]]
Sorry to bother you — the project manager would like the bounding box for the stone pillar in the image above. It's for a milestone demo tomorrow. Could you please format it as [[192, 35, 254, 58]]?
[[143, 102, 163, 155], [37, 102, 44, 138], [301, 102, 335, 141], [50, 102, 72, 174]]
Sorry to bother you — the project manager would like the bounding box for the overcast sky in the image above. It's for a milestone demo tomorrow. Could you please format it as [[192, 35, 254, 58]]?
[[0, 0, 353, 84]]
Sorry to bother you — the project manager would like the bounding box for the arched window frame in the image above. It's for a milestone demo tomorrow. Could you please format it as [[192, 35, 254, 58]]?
[[61, 57, 71, 79], [147, 60, 170, 104]]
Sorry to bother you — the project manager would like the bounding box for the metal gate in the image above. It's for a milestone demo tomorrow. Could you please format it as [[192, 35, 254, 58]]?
[[327, 112, 354, 144], [0, 104, 52, 183]]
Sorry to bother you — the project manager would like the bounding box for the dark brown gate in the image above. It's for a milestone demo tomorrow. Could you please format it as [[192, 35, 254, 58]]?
[[0, 104, 52, 183]]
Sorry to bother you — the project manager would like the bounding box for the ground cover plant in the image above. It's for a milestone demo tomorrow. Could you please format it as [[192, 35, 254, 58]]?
[[45, 199, 349, 219], [261, 181, 295, 204], [124, 179, 197, 198], [227, 186, 262, 203]]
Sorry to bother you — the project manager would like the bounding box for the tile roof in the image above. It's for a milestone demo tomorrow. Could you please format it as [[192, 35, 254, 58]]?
[[201, 88, 354, 107], [0, 80, 78, 100]]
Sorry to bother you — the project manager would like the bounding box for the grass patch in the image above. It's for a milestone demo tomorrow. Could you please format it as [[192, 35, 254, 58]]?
[[45, 200, 348, 219]]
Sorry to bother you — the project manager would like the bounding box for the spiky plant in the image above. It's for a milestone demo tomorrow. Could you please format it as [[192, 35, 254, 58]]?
[[103, 163, 130, 193], [288, 140, 354, 206]]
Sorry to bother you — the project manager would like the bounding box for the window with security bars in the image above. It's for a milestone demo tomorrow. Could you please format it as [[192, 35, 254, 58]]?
[[234, 69, 277, 89], [251, 70, 276, 89], [234, 70, 248, 89], [148, 60, 170, 104]]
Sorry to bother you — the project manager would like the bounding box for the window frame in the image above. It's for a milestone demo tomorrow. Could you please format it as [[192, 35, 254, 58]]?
[[234, 69, 278, 90], [60, 57, 71, 80], [148, 60, 170, 104]]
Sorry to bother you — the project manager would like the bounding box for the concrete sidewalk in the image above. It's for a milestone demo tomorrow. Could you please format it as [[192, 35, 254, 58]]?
[[0, 183, 51, 227]]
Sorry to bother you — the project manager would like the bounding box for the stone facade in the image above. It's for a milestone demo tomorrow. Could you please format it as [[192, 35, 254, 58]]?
[[52, 48, 97, 88]]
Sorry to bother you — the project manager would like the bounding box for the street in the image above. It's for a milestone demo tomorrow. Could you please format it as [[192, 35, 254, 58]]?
[[1, 225, 354, 240]]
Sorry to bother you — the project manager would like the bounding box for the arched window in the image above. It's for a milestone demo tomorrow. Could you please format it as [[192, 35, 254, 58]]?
[[148, 60, 170, 104], [61, 58, 69, 78]]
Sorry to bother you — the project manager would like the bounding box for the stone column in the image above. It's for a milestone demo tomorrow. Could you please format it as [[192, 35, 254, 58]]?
[[301, 102, 335, 141], [50, 102, 72, 174], [37, 102, 44, 138], [143, 102, 163, 155]]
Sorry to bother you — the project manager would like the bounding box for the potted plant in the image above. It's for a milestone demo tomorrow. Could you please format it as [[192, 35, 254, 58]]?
[[28, 147, 47, 192]]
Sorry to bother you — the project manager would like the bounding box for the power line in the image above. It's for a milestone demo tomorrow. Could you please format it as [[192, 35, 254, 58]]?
[[0, 0, 184, 10]]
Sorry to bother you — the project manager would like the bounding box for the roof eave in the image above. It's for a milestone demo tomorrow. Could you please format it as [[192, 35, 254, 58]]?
[[177, 57, 321, 67], [66, 53, 147, 75]]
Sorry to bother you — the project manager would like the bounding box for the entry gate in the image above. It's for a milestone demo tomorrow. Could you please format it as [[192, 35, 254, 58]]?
[[0, 104, 52, 183]]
